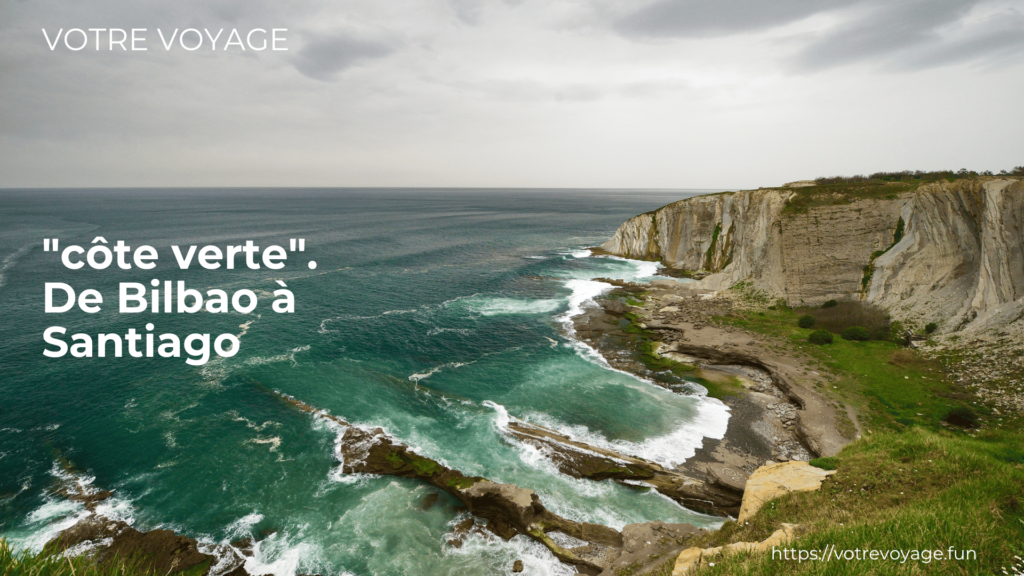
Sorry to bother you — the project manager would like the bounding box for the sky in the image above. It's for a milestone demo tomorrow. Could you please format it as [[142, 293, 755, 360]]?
[[1, 0, 1023, 189]]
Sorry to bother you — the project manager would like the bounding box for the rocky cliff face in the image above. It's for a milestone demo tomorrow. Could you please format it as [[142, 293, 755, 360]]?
[[601, 178, 1024, 334]]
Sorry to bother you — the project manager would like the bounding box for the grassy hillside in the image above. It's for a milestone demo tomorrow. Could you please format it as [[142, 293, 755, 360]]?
[[659, 293, 1024, 575]]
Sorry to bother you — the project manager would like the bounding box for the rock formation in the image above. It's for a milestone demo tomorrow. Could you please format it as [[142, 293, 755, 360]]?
[[275, 391, 630, 573], [600, 178, 1024, 334], [736, 461, 834, 523], [671, 523, 801, 575]]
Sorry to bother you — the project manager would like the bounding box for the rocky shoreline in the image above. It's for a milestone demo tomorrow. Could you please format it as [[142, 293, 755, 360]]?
[[36, 272, 855, 576], [570, 276, 852, 472]]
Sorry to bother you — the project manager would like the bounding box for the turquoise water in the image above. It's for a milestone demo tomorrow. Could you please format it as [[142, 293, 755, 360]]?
[[0, 189, 727, 576]]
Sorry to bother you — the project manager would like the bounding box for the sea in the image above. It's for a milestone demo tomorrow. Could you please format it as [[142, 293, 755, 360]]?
[[0, 188, 729, 576]]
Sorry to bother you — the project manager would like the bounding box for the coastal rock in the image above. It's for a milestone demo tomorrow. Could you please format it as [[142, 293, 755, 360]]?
[[274, 391, 625, 572], [671, 524, 799, 575], [44, 516, 215, 576], [503, 419, 742, 516], [600, 178, 1024, 332], [599, 299, 628, 314], [706, 463, 749, 491], [737, 462, 834, 522], [597, 522, 704, 576]]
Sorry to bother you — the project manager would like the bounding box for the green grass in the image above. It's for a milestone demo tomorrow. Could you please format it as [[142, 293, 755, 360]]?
[[780, 181, 919, 214], [686, 428, 1024, 575], [0, 540, 158, 576], [715, 306, 982, 433], [690, 298, 1024, 574]]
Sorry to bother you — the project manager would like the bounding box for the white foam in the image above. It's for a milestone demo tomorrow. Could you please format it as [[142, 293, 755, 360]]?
[[522, 401, 728, 469], [244, 539, 327, 576], [481, 400, 511, 430], [556, 279, 614, 328], [426, 327, 474, 336], [448, 531, 576, 576], [0, 243, 32, 288], [247, 437, 282, 452], [465, 297, 563, 316], [408, 361, 472, 382], [61, 537, 113, 559], [223, 512, 264, 541], [16, 500, 92, 552], [245, 345, 311, 367]]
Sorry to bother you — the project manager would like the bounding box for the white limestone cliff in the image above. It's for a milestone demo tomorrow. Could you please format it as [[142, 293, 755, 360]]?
[[600, 178, 1024, 334]]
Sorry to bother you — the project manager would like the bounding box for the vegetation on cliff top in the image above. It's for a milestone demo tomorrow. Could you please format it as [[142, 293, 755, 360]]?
[[699, 291, 1024, 574], [779, 168, 1021, 214], [685, 427, 1024, 575]]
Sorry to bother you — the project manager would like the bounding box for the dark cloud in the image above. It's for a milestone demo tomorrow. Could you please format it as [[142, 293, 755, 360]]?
[[291, 32, 396, 81], [614, 0, 858, 38], [895, 10, 1024, 70], [614, 0, 1021, 72], [794, 0, 994, 70]]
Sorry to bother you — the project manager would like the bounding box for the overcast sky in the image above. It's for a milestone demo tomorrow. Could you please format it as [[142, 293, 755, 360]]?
[[1, 0, 1022, 189]]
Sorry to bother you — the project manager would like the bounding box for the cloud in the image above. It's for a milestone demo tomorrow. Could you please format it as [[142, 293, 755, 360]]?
[[291, 31, 396, 80], [793, 0, 1004, 70], [613, 0, 1023, 72], [614, 0, 858, 38], [894, 10, 1024, 70]]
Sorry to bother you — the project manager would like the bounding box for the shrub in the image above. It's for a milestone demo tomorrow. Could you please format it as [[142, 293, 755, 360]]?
[[810, 301, 890, 339], [821, 300, 838, 308], [797, 315, 815, 328], [841, 326, 871, 341], [925, 322, 938, 334], [808, 330, 833, 345], [942, 407, 979, 429]]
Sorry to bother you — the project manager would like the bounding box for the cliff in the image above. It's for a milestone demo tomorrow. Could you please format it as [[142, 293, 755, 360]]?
[[600, 178, 1024, 335]]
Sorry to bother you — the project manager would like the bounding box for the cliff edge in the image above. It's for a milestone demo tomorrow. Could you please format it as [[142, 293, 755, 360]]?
[[600, 178, 1024, 337]]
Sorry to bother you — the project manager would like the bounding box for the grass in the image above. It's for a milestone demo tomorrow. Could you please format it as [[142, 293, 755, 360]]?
[[685, 428, 1024, 575], [779, 181, 919, 215], [715, 304, 982, 433], [690, 296, 1024, 574], [0, 540, 158, 576]]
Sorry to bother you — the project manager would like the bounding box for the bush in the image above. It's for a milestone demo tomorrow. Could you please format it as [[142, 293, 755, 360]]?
[[810, 301, 890, 339], [841, 326, 871, 341], [942, 407, 979, 429], [925, 322, 938, 334], [808, 330, 834, 345], [797, 315, 815, 328], [822, 299, 838, 308]]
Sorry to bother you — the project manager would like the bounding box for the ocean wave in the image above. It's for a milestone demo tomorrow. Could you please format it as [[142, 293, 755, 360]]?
[[245, 345, 311, 367], [446, 528, 576, 576], [463, 296, 563, 316], [522, 403, 728, 469], [318, 308, 423, 333], [408, 361, 473, 383], [244, 538, 330, 576], [231, 413, 280, 432], [0, 244, 34, 289], [8, 463, 139, 554], [555, 279, 614, 329], [247, 437, 282, 452], [223, 512, 264, 541], [426, 327, 474, 336]]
